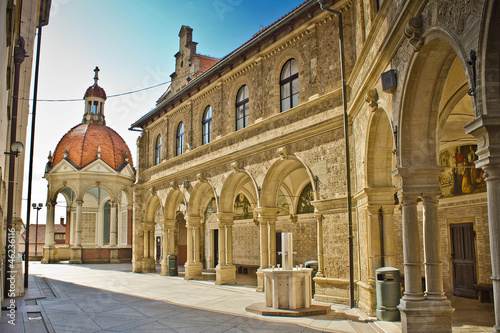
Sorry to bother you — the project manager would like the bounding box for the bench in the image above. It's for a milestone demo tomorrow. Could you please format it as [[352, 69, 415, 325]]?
[[474, 284, 494, 303]]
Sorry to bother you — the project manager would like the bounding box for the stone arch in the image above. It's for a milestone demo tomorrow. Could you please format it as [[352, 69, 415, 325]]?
[[260, 155, 317, 209], [479, 0, 500, 117], [144, 194, 162, 222], [188, 181, 217, 217], [163, 188, 186, 220], [49, 184, 78, 204], [399, 34, 473, 168], [80, 183, 115, 202], [366, 107, 394, 188], [219, 169, 259, 213]]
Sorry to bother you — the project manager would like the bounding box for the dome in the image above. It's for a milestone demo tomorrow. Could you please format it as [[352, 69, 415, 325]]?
[[51, 123, 133, 171], [84, 84, 107, 100]]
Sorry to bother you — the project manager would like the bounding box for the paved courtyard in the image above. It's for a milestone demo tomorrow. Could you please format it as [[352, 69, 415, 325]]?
[[0, 262, 494, 332]]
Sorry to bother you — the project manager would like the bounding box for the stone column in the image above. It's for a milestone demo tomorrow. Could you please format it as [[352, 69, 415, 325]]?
[[109, 201, 117, 247], [268, 221, 277, 267], [422, 195, 446, 300], [367, 206, 382, 282], [381, 206, 397, 268], [226, 223, 233, 266], [69, 199, 83, 264], [185, 216, 203, 280], [400, 194, 423, 301], [160, 219, 176, 275], [141, 222, 156, 272], [484, 168, 500, 332], [215, 212, 236, 285], [465, 116, 500, 332], [394, 168, 454, 332], [255, 208, 277, 291], [109, 201, 119, 263], [315, 213, 324, 277]]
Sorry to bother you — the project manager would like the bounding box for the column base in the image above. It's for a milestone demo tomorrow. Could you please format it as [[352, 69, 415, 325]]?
[[160, 260, 168, 276], [184, 262, 203, 280], [132, 259, 143, 273], [256, 269, 265, 292], [110, 248, 120, 263], [142, 258, 156, 273], [41, 246, 59, 264], [215, 265, 236, 285], [69, 247, 82, 264], [398, 298, 454, 333]]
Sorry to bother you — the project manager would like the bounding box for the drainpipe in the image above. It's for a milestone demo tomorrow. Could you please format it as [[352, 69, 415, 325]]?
[[317, 0, 355, 308], [4, 37, 26, 297], [24, 0, 51, 289]]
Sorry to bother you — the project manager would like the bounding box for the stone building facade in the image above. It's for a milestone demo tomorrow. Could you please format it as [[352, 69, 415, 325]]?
[[130, 1, 500, 332], [1, 0, 50, 301]]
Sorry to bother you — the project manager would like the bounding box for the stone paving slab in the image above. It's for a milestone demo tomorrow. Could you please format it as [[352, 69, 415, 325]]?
[[1, 262, 494, 332]]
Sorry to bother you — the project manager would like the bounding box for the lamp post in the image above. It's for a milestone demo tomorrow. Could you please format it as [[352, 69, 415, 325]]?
[[32, 203, 43, 257]]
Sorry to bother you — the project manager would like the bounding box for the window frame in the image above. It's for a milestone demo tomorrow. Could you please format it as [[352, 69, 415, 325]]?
[[176, 122, 184, 156], [154, 134, 162, 165], [279, 58, 299, 112], [235, 85, 249, 130], [202, 106, 212, 145]]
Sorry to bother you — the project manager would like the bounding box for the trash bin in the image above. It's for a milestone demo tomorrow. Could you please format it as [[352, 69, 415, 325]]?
[[305, 260, 318, 295], [375, 267, 401, 321], [167, 254, 178, 276]]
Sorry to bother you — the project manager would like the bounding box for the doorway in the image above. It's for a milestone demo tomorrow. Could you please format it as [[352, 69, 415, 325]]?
[[156, 236, 161, 263], [450, 222, 477, 298], [213, 229, 219, 267]]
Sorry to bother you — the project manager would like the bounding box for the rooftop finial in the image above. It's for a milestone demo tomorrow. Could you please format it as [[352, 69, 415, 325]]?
[[93, 66, 100, 85]]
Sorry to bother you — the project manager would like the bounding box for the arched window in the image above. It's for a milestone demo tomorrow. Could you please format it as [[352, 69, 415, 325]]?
[[235, 85, 249, 130], [176, 122, 184, 156], [280, 58, 299, 112], [154, 134, 162, 165], [202, 106, 212, 145]]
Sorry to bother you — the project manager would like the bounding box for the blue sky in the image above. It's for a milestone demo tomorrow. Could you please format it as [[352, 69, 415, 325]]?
[[24, 0, 307, 223]]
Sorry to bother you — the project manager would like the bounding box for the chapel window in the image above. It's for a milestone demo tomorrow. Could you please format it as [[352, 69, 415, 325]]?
[[280, 58, 299, 112], [235, 85, 249, 130], [202, 106, 212, 145], [154, 134, 162, 165], [176, 122, 184, 156]]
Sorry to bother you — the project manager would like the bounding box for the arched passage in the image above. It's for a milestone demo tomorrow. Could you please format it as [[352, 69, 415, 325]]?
[[396, 35, 477, 326]]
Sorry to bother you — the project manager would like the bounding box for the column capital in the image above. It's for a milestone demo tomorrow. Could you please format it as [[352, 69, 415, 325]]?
[[161, 219, 177, 229], [141, 221, 156, 231], [215, 212, 234, 224], [185, 215, 202, 226], [314, 213, 323, 221], [76, 198, 84, 205], [465, 114, 500, 170], [255, 207, 278, 220]]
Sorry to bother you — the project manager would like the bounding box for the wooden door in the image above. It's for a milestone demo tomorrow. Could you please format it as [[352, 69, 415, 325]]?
[[450, 223, 477, 298]]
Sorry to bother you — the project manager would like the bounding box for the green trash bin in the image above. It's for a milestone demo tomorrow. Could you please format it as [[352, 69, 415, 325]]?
[[375, 267, 401, 321], [305, 260, 318, 295], [167, 254, 178, 276]]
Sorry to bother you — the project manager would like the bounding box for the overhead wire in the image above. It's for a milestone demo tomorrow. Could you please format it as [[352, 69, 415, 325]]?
[[18, 80, 171, 102]]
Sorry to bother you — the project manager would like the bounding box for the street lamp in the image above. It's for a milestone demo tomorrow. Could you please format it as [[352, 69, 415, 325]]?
[[32, 203, 43, 257]]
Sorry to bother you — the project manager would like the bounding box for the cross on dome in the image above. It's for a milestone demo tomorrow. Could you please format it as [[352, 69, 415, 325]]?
[[93, 66, 100, 85]]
